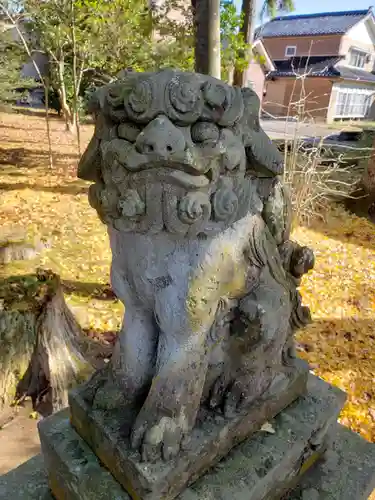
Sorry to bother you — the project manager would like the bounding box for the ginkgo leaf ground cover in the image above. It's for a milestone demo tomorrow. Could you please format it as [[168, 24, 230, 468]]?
[[0, 111, 374, 443]]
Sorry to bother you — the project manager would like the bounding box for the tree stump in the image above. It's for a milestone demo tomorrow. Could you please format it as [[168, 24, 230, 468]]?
[[0, 269, 95, 415]]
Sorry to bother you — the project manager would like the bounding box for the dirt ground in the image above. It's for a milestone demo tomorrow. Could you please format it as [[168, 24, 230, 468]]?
[[1, 110, 375, 479], [0, 403, 41, 475]]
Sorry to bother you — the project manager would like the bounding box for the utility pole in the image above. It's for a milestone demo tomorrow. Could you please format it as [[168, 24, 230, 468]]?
[[232, 0, 255, 87], [192, 0, 221, 79], [208, 0, 221, 79]]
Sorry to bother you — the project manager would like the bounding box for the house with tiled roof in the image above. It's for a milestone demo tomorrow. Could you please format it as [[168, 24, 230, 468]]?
[[257, 8, 375, 122]]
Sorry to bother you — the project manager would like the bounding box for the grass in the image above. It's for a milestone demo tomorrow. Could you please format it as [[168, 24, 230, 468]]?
[[0, 111, 374, 443]]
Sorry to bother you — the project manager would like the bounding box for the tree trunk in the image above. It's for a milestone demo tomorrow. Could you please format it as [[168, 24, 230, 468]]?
[[70, 0, 82, 155], [58, 91, 74, 132], [232, 0, 255, 87], [0, 270, 94, 415], [192, 0, 221, 78], [57, 58, 75, 132], [44, 78, 53, 170]]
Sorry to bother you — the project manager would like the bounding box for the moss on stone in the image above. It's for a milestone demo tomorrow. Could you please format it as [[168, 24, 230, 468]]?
[[0, 269, 58, 313]]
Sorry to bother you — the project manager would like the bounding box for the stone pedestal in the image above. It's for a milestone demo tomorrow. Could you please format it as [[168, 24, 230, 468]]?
[[2, 408, 375, 500], [66, 360, 307, 500], [33, 373, 359, 500]]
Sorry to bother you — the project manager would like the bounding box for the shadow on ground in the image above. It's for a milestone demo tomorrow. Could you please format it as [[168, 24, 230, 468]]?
[[297, 316, 375, 442], [0, 147, 78, 170], [5, 108, 60, 119], [62, 280, 117, 301], [1, 122, 48, 132], [302, 197, 375, 252], [298, 316, 375, 356], [0, 181, 88, 196], [344, 189, 375, 221], [0, 137, 73, 147]]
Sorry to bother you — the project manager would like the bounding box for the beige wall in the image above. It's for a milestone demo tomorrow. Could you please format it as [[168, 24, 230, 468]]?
[[339, 18, 375, 71], [262, 79, 288, 117], [263, 77, 333, 120], [262, 35, 342, 60], [244, 60, 266, 104]]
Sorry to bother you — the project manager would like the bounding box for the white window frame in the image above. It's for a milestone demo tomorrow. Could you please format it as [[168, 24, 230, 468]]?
[[334, 86, 374, 119], [285, 45, 296, 57], [348, 48, 370, 69]]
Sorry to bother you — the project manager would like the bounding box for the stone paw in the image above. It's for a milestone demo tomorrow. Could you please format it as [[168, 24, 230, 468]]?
[[81, 368, 107, 405], [130, 414, 187, 462], [210, 370, 273, 418]]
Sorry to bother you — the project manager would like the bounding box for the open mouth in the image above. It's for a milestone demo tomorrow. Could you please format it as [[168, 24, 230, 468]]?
[[125, 159, 218, 189], [167, 166, 216, 189]]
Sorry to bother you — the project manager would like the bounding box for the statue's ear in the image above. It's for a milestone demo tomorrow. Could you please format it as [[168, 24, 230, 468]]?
[[77, 135, 102, 182], [78, 85, 108, 182], [87, 84, 112, 115], [240, 87, 284, 177], [262, 178, 292, 245], [241, 87, 261, 127], [241, 87, 261, 109], [245, 127, 284, 177]]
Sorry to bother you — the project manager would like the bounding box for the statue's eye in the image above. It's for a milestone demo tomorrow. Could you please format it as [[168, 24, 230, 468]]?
[[191, 122, 220, 145], [118, 122, 141, 142]]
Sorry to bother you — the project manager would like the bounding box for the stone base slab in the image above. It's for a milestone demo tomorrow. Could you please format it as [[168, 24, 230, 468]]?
[[39, 409, 128, 500], [178, 374, 346, 500], [35, 373, 351, 500], [68, 360, 308, 499], [284, 423, 375, 500], [2, 419, 374, 500]]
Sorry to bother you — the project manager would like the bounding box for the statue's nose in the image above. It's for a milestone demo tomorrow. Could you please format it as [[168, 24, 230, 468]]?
[[135, 115, 186, 157]]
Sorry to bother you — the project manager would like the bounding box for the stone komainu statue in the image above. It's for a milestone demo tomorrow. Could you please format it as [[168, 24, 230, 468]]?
[[78, 70, 314, 462]]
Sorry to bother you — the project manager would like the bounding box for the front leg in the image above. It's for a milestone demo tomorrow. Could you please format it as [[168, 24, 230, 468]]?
[[91, 269, 158, 412], [131, 284, 216, 462]]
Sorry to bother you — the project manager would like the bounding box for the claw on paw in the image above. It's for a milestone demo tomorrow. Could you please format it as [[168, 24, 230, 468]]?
[[131, 416, 185, 462], [210, 370, 274, 418]]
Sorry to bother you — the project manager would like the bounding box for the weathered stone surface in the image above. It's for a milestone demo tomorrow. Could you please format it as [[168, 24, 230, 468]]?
[[178, 374, 346, 500], [37, 374, 346, 500], [68, 360, 308, 499], [6, 416, 375, 500], [39, 409, 129, 500], [0, 454, 51, 500], [75, 69, 315, 468], [285, 423, 375, 500], [3, 381, 373, 500]]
